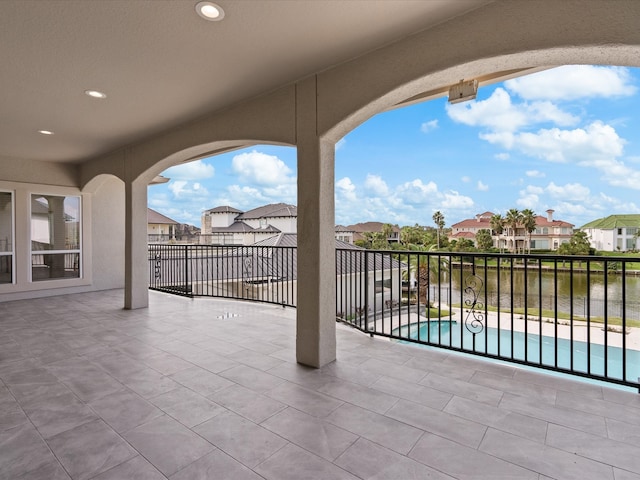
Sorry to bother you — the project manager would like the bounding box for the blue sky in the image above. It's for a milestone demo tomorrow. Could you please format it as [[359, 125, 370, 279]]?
[[149, 65, 640, 230]]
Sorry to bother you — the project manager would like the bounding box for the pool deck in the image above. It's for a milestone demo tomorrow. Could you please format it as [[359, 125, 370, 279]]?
[[2, 289, 640, 479]]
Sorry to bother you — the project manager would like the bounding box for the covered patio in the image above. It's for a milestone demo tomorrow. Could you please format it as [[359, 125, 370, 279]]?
[[2, 290, 640, 479]]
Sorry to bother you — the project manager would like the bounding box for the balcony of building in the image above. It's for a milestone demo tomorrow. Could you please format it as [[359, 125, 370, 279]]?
[[2, 289, 640, 480]]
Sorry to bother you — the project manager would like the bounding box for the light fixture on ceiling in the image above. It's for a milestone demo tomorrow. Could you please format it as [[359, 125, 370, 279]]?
[[448, 79, 478, 104], [196, 1, 224, 21], [85, 90, 107, 99], [38, 130, 54, 135]]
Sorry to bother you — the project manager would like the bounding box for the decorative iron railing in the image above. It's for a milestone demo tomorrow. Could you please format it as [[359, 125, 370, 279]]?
[[149, 244, 640, 389]]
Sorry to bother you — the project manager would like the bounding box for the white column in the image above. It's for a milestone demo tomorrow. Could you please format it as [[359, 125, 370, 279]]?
[[124, 179, 149, 309], [296, 77, 337, 368]]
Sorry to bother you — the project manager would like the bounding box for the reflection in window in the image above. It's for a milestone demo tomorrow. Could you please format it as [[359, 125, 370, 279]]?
[[31, 195, 81, 281], [0, 191, 13, 284]]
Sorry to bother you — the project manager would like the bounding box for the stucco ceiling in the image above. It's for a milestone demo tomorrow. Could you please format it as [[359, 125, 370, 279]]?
[[0, 0, 493, 164]]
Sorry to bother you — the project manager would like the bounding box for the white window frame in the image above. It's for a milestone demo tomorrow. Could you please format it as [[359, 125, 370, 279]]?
[[0, 190, 15, 285], [29, 193, 83, 282]]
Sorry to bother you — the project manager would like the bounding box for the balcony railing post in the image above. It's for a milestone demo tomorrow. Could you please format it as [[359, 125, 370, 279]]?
[[184, 244, 189, 296], [364, 250, 371, 336]]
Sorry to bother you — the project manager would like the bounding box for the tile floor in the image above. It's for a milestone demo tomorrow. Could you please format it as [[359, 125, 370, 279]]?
[[2, 289, 640, 479]]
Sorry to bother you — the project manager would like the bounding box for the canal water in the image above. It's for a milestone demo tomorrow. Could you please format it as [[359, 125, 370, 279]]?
[[428, 266, 640, 322]]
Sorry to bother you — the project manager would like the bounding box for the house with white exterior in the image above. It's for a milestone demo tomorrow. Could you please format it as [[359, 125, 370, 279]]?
[[581, 215, 640, 252], [147, 208, 178, 243], [200, 203, 297, 245], [450, 210, 573, 251]]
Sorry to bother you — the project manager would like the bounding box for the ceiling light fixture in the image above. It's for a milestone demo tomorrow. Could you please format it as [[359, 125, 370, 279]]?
[[196, 1, 224, 21], [85, 89, 107, 99], [448, 79, 478, 104], [38, 130, 54, 135]]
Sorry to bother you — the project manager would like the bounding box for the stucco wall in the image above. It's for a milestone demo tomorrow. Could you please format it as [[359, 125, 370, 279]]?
[[91, 177, 125, 290]]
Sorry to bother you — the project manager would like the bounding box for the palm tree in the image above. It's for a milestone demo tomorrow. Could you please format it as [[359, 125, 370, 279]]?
[[505, 208, 522, 253], [432, 211, 445, 249], [490, 213, 504, 252], [402, 248, 449, 306], [520, 209, 536, 254]]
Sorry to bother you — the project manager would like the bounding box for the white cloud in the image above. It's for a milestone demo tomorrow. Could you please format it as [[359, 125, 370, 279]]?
[[461, 176, 471, 183], [441, 191, 474, 209], [526, 170, 545, 178], [420, 119, 439, 133], [516, 193, 539, 209], [335, 138, 347, 150], [480, 121, 624, 163], [505, 66, 637, 101], [546, 181, 590, 200], [446, 87, 578, 132], [477, 181, 489, 191], [395, 179, 438, 205], [231, 150, 294, 186], [335, 177, 357, 202], [168, 180, 210, 199], [163, 160, 214, 180], [364, 174, 390, 196], [495, 153, 510, 160]]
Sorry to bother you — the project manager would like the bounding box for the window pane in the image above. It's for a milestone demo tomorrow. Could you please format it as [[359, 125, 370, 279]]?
[[0, 192, 12, 253], [0, 191, 13, 284], [32, 253, 80, 281], [31, 194, 81, 281], [31, 195, 80, 251]]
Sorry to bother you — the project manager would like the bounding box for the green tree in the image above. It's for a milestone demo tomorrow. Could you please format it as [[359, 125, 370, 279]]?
[[558, 230, 592, 267], [476, 228, 493, 251], [521, 209, 537, 254], [402, 248, 449, 306], [505, 208, 522, 253], [432, 211, 445, 249], [490, 213, 505, 253], [451, 238, 475, 252]]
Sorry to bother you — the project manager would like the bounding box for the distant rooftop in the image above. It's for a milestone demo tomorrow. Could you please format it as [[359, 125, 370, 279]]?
[[581, 214, 640, 230], [237, 203, 297, 220], [147, 207, 178, 225], [204, 205, 243, 214]]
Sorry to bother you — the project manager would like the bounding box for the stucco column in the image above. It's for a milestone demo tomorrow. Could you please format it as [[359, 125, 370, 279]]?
[[296, 77, 336, 368], [124, 179, 149, 309]]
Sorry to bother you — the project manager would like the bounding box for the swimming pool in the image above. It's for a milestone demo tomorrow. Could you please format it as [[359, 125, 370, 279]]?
[[396, 320, 640, 384]]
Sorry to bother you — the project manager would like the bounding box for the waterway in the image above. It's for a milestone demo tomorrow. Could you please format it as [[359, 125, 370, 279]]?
[[428, 266, 640, 321]]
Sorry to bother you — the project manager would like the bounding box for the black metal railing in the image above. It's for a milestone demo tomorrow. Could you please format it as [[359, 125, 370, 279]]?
[[148, 244, 296, 306], [149, 244, 640, 388]]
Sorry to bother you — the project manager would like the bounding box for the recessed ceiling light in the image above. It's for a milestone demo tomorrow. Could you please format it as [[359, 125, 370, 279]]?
[[85, 90, 107, 99], [196, 2, 224, 21], [38, 130, 54, 135]]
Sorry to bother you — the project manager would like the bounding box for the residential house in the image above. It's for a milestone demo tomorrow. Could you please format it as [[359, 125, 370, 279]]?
[[581, 214, 640, 251], [147, 208, 178, 243], [450, 210, 573, 251], [334, 225, 355, 244], [200, 203, 297, 245], [346, 222, 401, 244]]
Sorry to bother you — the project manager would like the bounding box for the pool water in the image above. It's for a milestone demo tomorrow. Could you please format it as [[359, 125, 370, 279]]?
[[396, 320, 640, 384]]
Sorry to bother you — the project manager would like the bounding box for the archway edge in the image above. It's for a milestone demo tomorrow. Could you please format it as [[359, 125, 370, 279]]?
[[316, 0, 640, 142], [80, 85, 296, 188]]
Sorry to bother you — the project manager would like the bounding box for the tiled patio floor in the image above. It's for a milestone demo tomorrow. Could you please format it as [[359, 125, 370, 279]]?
[[2, 290, 640, 479]]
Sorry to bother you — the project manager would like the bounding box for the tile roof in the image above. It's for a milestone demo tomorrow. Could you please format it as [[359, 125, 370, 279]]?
[[581, 214, 640, 230], [204, 206, 243, 214], [211, 221, 254, 233], [236, 203, 297, 219], [345, 222, 400, 233], [147, 208, 178, 225]]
